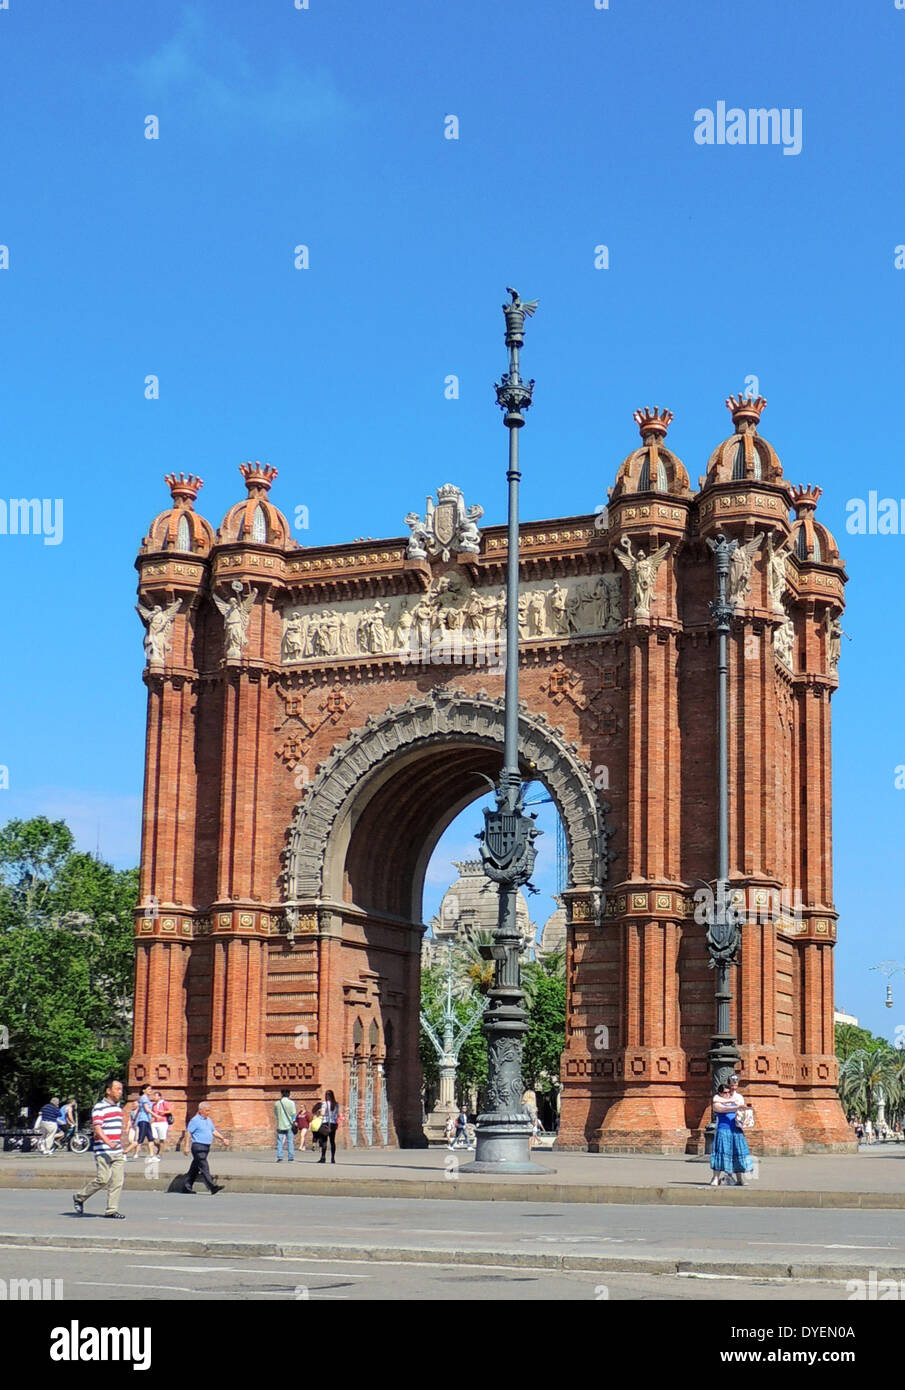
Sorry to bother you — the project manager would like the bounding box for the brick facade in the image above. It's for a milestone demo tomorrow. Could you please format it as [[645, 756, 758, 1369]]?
[[130, 402, 853, 1154]]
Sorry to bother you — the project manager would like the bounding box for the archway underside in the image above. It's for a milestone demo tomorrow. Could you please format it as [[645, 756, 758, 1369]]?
[[344, 743, 537, 921]]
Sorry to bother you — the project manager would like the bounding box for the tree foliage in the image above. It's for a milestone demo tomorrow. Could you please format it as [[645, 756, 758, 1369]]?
[[0, 817, 138, 1119], [522, 955, 566, 1093]]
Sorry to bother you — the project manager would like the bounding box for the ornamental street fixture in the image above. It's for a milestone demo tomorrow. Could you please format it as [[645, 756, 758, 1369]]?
[[704, 534, 742, 1147], [462, 290, 552, 1174], [870, 961, 905, 1009], [420, 943, 486, 1143]]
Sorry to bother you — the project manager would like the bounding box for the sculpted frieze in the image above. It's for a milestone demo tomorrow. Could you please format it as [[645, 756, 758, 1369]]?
[[280, 569, 624, 665]]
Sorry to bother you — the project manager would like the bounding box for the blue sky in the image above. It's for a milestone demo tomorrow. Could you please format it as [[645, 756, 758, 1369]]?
[[1, 0, 904, 1036]]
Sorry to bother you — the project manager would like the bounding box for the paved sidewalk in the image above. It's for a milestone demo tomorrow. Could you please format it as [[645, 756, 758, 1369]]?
[[1, 1144, 902, 1209]]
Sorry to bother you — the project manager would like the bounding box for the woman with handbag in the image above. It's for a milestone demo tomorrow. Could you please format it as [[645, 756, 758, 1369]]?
[[317, 1090, 339, 1164], [709, 1076, 755, 1187]]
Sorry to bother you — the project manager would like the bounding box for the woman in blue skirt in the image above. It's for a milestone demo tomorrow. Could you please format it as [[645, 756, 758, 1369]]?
[[709, 1075, 754, 1186]]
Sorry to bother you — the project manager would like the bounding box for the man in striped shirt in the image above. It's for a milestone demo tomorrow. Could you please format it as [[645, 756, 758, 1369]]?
[[72, 1076, 137, 1219]]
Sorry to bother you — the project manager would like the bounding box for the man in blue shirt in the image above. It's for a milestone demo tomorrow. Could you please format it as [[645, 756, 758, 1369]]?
[[37, 1096, 61, 1155], [181, 1102, 229, 1194]]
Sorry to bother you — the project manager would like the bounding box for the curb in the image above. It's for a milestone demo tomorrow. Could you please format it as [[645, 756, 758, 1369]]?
[[1, 1169, 904, 1210], [0, 1231, 900, 1281]]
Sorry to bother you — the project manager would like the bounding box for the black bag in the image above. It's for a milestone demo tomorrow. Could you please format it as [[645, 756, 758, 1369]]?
[[291, 1121, 299, 1135]]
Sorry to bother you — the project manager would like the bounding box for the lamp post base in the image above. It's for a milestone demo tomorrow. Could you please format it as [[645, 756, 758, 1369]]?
[[458, 1117, 556, 1174]]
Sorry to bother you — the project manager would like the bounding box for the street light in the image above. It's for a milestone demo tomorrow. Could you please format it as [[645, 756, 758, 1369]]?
[[704, 534, 742, 1149], [462, 289, 552, 1174]]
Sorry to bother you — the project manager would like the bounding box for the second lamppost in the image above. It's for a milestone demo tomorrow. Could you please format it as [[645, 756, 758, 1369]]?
[[704, 533, 742, 1149]]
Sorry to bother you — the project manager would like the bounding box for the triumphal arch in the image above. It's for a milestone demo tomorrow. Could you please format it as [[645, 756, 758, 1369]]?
[[131, 395, 851, 1152]]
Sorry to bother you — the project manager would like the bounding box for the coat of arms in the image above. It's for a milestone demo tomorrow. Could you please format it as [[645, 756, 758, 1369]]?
[[405, 484, 484, 562]]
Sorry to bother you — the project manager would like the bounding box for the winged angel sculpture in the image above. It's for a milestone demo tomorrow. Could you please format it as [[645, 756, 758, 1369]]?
[[614, 536, 670, 619], [136, 597, 182, 665], [212, 583, 256, 659]]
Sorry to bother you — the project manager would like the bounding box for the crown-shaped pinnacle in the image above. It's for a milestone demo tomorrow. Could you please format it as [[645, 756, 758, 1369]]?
[[633, 407, 673, 440], [726, 394, 767, 428], [239, 461, 279, 493], [164, 472, 204, 506], [791, 484, 822, 515]]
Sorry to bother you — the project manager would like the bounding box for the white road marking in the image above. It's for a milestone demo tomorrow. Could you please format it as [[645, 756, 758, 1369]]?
[[129, 1263, 372, 1278], [747, 1241, 898, 1251], [73, 1281, 196, 1293]]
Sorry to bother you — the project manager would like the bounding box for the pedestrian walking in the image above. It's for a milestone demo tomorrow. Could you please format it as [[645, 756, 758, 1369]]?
[[296, 1102, 311, 1152], [134, 1084, 157, 1157], [150, 1091, 172, 1153], [709, 1077, 754, 1187], [864, 1118, 874, 1145], [522, 1089, 538, 1150], [182, 1101, 229, 1194], [275, 1088, 297, 1162], [452, 1106, 470, 1149], [36, 1096, 61, 1155], [72, 1076, 137, 1219], [317, 1090, 339, 1164]]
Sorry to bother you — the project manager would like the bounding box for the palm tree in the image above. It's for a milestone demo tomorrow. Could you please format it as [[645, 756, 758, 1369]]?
[[839, 1047, 903, 1122]]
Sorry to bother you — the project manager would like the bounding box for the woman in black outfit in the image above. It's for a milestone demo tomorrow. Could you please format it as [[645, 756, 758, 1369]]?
[[318, 1089, 339, 1164]]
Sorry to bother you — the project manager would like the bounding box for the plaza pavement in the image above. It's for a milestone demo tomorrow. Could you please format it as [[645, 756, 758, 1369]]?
[[1, 1143, 902, 1209]]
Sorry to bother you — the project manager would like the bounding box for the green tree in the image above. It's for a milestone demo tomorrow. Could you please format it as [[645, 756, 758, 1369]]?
[[839, 1047, 904, 1124], [0, 817, 138, 1119], [835, 1022, 891, 1062], [522, 958, 566, 1095]]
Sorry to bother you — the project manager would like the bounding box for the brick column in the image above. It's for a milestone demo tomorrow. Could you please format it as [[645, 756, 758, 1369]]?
[[596, 627, 689, 1153]]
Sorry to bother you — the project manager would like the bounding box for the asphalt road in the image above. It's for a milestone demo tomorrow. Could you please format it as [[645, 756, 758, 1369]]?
[[0, 1245, 863, 1301], [1, 1189, 904, 1288]]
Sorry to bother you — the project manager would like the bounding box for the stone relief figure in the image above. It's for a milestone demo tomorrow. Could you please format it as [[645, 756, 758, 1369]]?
[[338, 609, 359, 656], [825, 611, 843, 672], [614, 537, 670, 619], [550, 581, 569, 636], [361, 600, 392, 654], [395, 605, 414, 650], [528, 589, 547, 637], [281, 611, 306, 663], [774, 615, 794, 668], [136, 597, 182, 665], [483, 589, 506, 643], [602, 573, 622, 629], [765, 533, 793, 613], [728, 534, 763, 607], [517, 592, 530, 639], [212, 583, 255, 659]]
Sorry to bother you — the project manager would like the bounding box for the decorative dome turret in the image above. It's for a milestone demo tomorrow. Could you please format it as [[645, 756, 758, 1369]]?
[[701, 395, 784, 487], [610, 408, 692, 500], [141, 473, 214, 555], [789, 484, 841, 564], [218, 462, 292, 547]]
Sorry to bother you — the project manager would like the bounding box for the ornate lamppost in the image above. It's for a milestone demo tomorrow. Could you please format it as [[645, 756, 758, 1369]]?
[[463, 289, 552, 1174], [704, 534, 742, 1146], [420, 944, 486, 1144]]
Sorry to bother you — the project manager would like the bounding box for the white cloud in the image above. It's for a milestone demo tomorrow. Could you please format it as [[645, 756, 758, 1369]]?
[[131, 6, 353, 134]]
